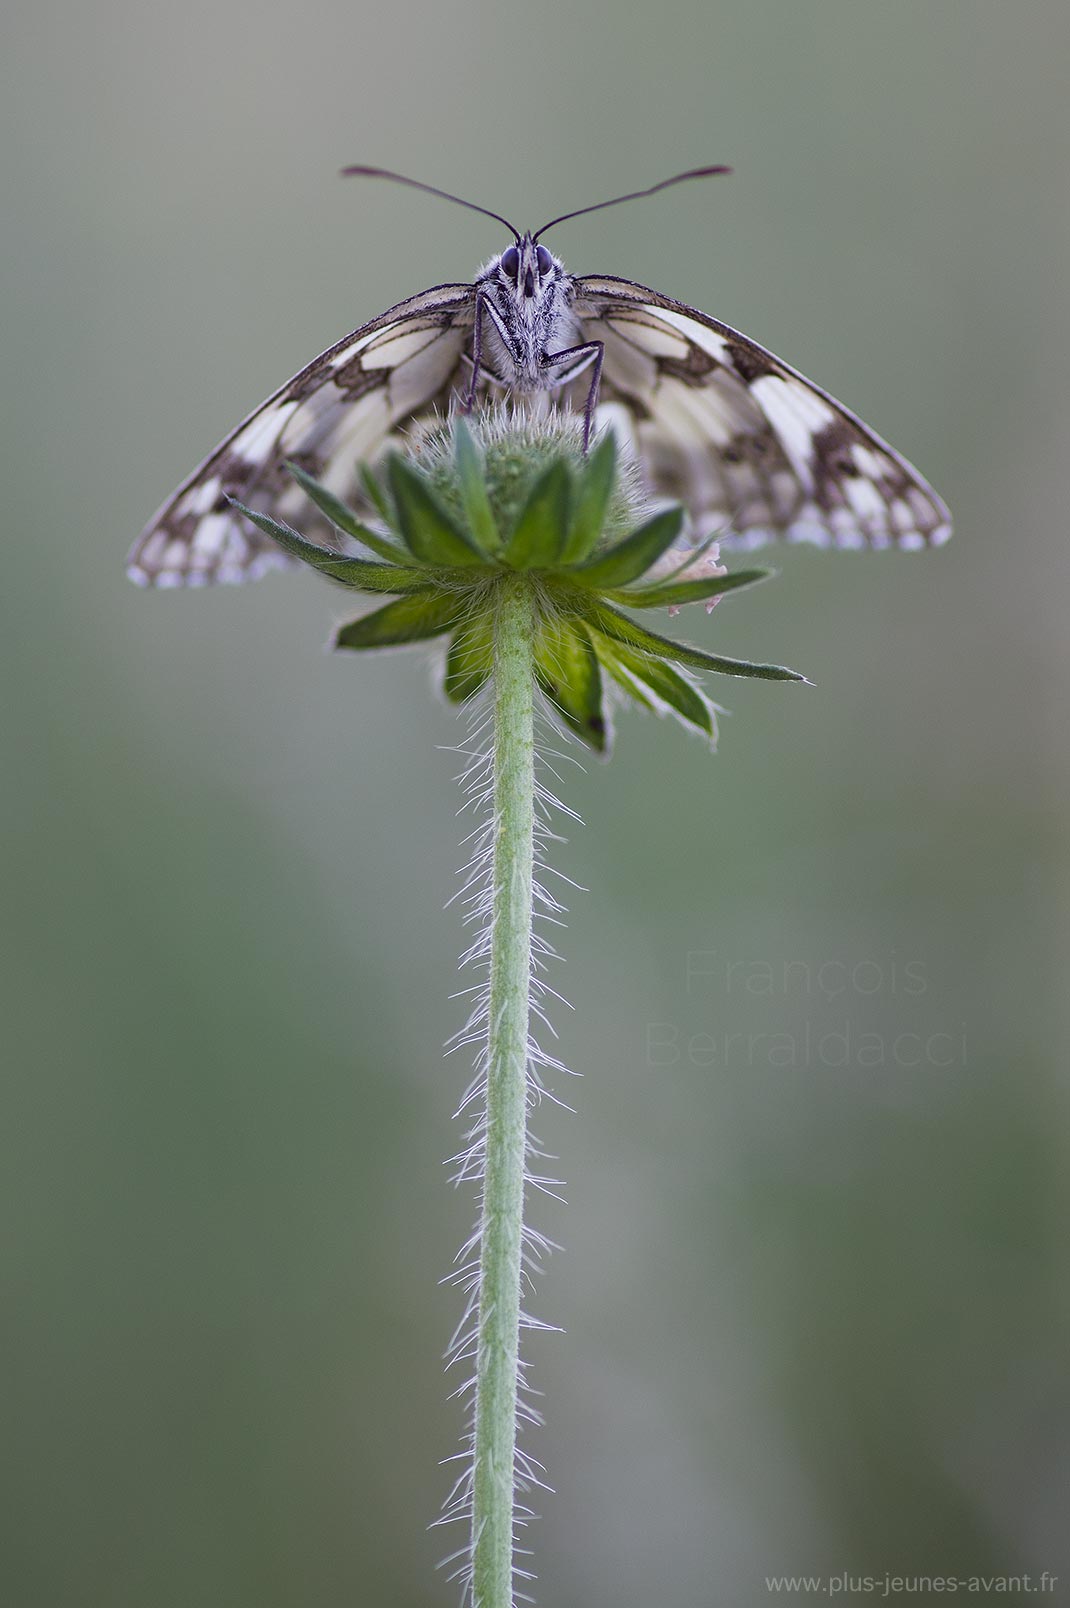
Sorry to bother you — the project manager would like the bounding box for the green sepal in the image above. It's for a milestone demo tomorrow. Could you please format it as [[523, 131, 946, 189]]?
[[534, 615, 608, 752], [284, 463, 410, 564], [560, 431, 617, 564], [600, 653, 656, 710], [334, 591, 467, 650], [453, 417, 502, 555], [443, 611, 496, 703], [570, 506, 684, 590], [503, 461, 571, 569], [359, 463, 394, 528], [594, 637, 715, 738], [228, 500, 432, 592], [386, 455, 484, 566], [609, 566, 772, 610], [580, 598, 809, 682]]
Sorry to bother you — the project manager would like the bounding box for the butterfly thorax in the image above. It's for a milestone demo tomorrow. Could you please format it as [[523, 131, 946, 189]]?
[[476, 235, 578, 390]]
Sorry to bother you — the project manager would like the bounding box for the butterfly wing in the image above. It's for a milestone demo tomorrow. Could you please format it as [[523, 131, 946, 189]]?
[[572, 275, 951, 552], [128, 283, 476, 586]]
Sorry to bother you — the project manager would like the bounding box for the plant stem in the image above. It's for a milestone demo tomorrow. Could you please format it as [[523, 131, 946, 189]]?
[[471, 577, 537, 1607]]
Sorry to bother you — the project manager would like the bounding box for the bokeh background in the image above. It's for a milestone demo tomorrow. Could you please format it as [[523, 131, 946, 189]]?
[[4, 2, 1068, 1603]]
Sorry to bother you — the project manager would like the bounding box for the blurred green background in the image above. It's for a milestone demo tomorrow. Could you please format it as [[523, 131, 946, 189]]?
[[4, 1, 1068, 1603]]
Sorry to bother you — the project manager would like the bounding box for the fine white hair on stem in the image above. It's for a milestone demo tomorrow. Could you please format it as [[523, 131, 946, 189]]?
[[434, 664, 582, 1603]]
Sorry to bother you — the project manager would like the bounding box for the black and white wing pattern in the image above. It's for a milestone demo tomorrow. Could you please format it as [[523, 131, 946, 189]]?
[[573, 276, 951, 552], [128, 284, 476, 586]]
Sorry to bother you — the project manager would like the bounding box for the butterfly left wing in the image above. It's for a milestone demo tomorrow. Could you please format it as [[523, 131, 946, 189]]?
[[571, 275, 951, 552], [129, 283, 475, 587]]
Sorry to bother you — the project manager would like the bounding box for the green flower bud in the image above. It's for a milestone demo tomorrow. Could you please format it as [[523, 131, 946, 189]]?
[[231, 412, 805, 754]]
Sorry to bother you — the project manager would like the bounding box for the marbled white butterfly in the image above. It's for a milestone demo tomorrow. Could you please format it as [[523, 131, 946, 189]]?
[[128, 167, 951, 587]]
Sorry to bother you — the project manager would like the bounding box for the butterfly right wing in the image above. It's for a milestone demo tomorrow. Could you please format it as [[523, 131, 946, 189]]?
[[129, 283, 476, 587], [572, 275, 951, 553]]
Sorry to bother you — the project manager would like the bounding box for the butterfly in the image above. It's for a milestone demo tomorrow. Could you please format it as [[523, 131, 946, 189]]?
[[127, 167, 951, 588]]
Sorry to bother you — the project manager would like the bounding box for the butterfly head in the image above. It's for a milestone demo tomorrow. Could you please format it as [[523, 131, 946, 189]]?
[[497, 235, 561, 301]]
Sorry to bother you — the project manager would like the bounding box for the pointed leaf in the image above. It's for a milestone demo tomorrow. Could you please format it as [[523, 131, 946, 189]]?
[[535, 615, 608, 752], [444, 611, 495, 702], [360, 463, 394, 527], [387, 456, 484, 565], [560, 430, 617, 563], [334, 591, 466, 650], [503, 461, 571, 569], [608, 567, 772, 610], [594, 637, 715, 738], [581, 599, 808, 682], [570, 506, 684, 590], [600, 653, 657, 710], [453, 417, 501, 555], [285, 463, 410, 563], [229, 501, 431, 591]]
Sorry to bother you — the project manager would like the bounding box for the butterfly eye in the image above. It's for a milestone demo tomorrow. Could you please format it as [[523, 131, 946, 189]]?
[[536, 245, 553, 276], [500, 246, 520, 280]]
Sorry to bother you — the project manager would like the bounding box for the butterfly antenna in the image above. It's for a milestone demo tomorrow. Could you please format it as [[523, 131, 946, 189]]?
[[534, 165, 732, 240], [340, 166, 521, 242]]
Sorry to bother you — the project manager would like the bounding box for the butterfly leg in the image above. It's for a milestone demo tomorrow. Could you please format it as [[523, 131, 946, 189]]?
[[541, 341, 604, 451], [463, 292, 515, 412], [463, 293, 486, 413]]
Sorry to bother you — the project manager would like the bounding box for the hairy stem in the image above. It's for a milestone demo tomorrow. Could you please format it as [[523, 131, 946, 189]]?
[[471, 577, 537, 1607]]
